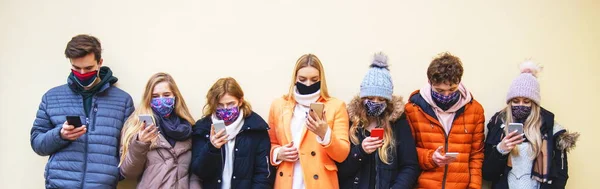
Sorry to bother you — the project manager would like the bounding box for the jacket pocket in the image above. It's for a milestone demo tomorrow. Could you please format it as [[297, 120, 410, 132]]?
[[324, 163, 338, 171]]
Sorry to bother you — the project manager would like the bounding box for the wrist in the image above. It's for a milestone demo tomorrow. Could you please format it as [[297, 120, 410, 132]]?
[[497, 142, 509, 155]]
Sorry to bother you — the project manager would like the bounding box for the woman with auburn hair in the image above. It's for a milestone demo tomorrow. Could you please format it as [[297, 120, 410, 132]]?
[[119, 72, 198, 188], [268, 54, 350, 189], [191, 77, 274, 189]]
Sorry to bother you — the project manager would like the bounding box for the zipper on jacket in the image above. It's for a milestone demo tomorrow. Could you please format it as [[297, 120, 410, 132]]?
[[172, 148, 179, 188], [89, 98, 98, 131], [442, 136, 449, 189], [561, 152, 565, 170], [80, 97, 91, 189], [429, 122, 450, 189], [265, 156, 271, 179]]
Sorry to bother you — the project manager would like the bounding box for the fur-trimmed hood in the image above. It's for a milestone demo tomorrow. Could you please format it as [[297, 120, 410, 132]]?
[[347, 95, 405, 122], [554, 123, 580, 152]]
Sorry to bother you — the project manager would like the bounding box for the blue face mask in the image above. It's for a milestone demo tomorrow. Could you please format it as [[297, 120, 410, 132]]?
[[151, 97, 175, 117], [364, 99, 387, 117]]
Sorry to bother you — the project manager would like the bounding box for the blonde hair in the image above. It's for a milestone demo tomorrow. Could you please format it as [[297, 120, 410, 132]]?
[[202, 77, 252, 118], [285, 54, 331, 101], [119, 73, 195, 165], [349, 98, 396, 164], [501, 102, 543, 159]]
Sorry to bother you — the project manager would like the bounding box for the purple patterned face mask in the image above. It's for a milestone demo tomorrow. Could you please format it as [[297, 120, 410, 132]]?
[[431, 90, 460, 111], [151, 97, 175, 117], [216, 106, 240, 125], [512, 105, 532, 121]]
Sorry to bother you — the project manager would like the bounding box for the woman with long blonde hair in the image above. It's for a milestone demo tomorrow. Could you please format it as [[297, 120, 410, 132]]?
[[119, 73, 198, 189], [268, 54, 350, 189], [483, 62, 579, 189], [337, 53, 419, 188]]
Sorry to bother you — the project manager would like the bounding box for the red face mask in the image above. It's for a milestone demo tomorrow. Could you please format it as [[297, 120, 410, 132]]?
[[72, 70, 98, 87]]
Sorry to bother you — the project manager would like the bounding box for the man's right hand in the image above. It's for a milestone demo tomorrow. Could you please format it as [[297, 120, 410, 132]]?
[[277, 142, 299, 162], [432, 146, 456, 167], [60, 121, 87, 141]]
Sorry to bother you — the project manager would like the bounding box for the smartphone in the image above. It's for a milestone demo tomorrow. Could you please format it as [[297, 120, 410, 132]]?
[[66, 116, 83, 127], [508, 123, 524, 135], [445, 152, 459, 158], [370, 128, 384, 139], [139, 114, 155, 128], [310, 103, 325, 119], [213, 120, 227, 134]]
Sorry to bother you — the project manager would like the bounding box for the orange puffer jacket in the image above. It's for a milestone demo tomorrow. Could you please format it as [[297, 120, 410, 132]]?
[[405, 90, 485, 189]]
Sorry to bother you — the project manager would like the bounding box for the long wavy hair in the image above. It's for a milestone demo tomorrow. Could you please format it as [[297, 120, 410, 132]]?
[[119, 73, 194, 166], [349, 98, 396, 164]]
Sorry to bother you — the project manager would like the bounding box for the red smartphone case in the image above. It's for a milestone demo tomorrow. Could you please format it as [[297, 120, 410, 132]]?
[[370, 128, 384, 139]]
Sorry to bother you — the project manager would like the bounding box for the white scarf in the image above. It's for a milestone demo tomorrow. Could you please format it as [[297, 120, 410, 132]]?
[[211, 110, 245, 140], [294, 88, 321, 107]]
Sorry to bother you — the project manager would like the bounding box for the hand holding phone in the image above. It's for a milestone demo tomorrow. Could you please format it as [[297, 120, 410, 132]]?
[[137, 115, 158, 143], [362, 134, 383, 154], [61, 116, 87, 141], [499, 123, 526, 152], [211, 120, 229, 149], [433, 146, 457, 166]]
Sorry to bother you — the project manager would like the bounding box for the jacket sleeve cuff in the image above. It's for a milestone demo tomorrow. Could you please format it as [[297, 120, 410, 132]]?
[[496, 143, 510, 155], [52, 126, 71, 145], [272, 146, 283, 165], [207, 141, 221, 154], [130, 136, 151, 154], [316, 127, 332, 146]]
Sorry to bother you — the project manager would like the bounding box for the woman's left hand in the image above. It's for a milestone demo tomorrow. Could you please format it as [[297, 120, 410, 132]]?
[[307, 109, 328, 139]]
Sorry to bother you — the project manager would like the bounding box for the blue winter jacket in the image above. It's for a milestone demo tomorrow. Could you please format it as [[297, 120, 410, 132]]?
[[30, 72, 134, 189]]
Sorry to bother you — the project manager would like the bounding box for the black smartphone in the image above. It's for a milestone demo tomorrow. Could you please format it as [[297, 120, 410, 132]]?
[[66, 116, 83, 127]]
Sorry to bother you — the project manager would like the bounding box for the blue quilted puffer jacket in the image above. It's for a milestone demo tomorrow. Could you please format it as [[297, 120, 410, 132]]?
[[30, 74, 134, 189]]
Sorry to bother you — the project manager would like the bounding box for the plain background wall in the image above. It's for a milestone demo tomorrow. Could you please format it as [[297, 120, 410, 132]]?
[[1, 0, 598, 188]]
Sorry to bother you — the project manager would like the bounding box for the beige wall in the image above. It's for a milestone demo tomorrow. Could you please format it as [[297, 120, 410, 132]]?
[[1, 0, 597, 188]]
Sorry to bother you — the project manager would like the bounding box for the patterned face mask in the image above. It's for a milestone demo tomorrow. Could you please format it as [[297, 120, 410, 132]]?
[[216, 106, 241, 125], [151, 97, 175, 117], [431, 90, 460, 111], [512, 105, 532, 121], [364, 99, 387, 117]]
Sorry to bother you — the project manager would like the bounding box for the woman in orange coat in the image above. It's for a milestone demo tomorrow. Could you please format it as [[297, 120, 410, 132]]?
[[268, 54, 350, 189]]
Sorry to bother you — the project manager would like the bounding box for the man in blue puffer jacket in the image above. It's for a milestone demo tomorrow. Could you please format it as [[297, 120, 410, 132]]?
[[30, 34, 134, 189]]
